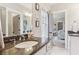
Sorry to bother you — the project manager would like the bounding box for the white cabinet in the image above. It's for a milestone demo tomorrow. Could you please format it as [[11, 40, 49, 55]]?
[[70, 36, 79, 55]]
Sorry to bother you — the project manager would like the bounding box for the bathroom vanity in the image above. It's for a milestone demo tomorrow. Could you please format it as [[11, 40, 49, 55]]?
[[68, 31, 79, 55], [0, 36, 49, 55]]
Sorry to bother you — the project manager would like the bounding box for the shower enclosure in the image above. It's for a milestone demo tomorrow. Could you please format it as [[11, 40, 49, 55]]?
[[41, 10, 49, 44]]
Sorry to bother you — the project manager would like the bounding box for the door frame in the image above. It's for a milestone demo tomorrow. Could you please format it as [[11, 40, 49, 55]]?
[[52, 10, 68, 49]]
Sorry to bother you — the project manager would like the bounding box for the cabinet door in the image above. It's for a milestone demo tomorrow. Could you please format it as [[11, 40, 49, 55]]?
[[71, 37, 79, 55]]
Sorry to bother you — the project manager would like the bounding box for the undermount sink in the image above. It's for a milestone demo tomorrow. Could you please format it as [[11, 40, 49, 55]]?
[[15, 41, 38, 49]]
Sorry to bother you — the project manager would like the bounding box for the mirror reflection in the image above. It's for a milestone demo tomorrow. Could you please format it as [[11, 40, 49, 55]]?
[[0, 6, 6, 36], [0, 7, 32, 37], [8, 11, 20, 36], [23, 15, 32, 34]]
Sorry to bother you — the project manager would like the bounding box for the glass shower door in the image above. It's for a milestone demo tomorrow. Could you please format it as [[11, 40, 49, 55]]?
[[41, 11, 48, 44]]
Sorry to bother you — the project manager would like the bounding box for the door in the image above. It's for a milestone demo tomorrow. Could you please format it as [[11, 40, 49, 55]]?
[[41, 10, 48, 44]]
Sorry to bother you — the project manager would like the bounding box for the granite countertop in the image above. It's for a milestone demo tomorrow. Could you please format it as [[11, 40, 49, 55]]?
[[0, 37, 49, 55], [68, 31, 79, 37]]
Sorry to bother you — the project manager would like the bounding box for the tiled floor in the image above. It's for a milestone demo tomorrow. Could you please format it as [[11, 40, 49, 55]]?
[[46, 46, 70, 55], [35, 41, 70, 55]]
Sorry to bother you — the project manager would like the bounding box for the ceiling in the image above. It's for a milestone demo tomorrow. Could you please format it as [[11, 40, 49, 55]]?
[[0, 3, 57, 14], [20, 3, 33, 10], [19, 3, 57, 11]]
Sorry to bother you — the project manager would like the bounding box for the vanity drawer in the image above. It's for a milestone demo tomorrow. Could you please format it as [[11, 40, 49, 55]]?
[[70, 36, 79, 55]]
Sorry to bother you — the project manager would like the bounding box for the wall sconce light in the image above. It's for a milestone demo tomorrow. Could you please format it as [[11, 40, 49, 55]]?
[[35, 3, 39, 11], [35, 20, 39, 27]]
